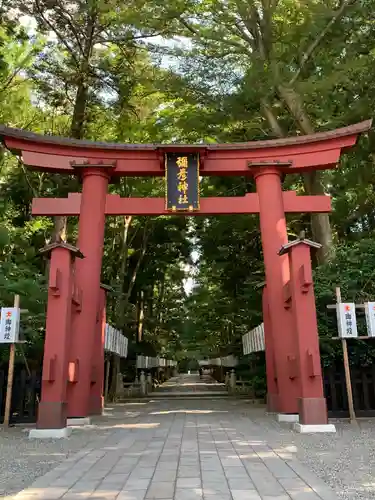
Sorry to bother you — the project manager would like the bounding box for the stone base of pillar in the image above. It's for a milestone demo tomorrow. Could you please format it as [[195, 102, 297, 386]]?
[[293, 423, 336, 434], [276, 413, 299, 423], [37, 401, 67, 430], [267, 393, 279, 413], [67, 417, 91, 426], [298, 397, 328, 425], [29, 427, 72, 439]]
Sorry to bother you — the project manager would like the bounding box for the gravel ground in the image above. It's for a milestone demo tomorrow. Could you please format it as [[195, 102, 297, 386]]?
[[247, 408, 375, 500], [1, 401, 375, 500], [0, 420, 115, 499]]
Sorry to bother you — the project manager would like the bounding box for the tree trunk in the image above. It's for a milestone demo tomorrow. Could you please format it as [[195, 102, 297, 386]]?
[[273, 85, 333, 262], [117, 216, 133, 328], [137, 290, 144, 342], [70, 10, 96, 140], [70, 82, 89, 140], [52, 11, 97, 243], [122, 223, 150, 306], [260, 98, 284, 138], [109, 354, 120, 401]]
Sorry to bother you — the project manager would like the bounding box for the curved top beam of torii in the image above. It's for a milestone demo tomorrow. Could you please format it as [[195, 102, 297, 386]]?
[[0, 120, 372, 177]]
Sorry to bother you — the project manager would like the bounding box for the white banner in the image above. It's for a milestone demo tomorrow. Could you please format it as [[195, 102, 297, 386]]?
[[0, 307, 20, 343], [242, 323, 265, 354], [200, 356, 238, 367], [337, 303, 358, 338], [365, 302, 375, 337], [136, 356, 176, 369], [104, 324, 128, 358]]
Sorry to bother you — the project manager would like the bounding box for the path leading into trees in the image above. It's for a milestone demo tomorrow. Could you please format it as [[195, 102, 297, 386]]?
[[10, 374, 340, 500], [153, 373, 228, 397]]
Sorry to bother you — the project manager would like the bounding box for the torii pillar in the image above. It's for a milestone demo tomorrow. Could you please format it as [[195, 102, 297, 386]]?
[[31, 242, 83, 438], [255, 168, 299, 415], [262, 285, 278, 411], [279, 235, 335, 432], [67, 165, 113, 420], [89, 284, 109, 415]]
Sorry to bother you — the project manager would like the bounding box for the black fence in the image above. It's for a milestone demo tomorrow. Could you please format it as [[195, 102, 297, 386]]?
[[323, 365, 375, 418], [0, 368, 41, 424]]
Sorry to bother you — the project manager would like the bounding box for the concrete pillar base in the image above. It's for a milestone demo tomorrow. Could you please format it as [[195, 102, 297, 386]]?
[[293, 423, 336, 434], [277, 413, 299, 423], [67, 417, 91, 426], [29, 427, 72, 439]]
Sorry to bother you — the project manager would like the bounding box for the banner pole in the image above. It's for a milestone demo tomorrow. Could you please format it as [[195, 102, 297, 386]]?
[[336, 287, 356, 424], [3, 295, 20, 427]]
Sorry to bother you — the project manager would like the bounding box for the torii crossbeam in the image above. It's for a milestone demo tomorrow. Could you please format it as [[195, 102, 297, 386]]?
[[32, 192, 331, 216]]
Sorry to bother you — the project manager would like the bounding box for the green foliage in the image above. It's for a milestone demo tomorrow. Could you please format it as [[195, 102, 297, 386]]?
[[315, 237, 375, 367]]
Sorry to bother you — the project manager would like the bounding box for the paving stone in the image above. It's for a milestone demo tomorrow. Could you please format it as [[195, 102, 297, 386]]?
[[125, 478, 152, 491], [176, 477, 201, 488], [70, 481, 101, 494], [231, 491, 261, 500], [146, 482, 175, 499], [155, 462, 178, 471], [220, 459, 243, 468], [261, 496, 291, 500], [279, 477, 321, 499], [203, 493, 231, 500], [227, 477, 255, 490], [153, 470, 177, 482], [129, 468, 155, 480], [248, 471, 287, 496], [178, 466, 201, 478], [201, 481, 230, 493], [117, 491, 147, 500], [223, 467, 249, 478], [174, 488, 203, 499]]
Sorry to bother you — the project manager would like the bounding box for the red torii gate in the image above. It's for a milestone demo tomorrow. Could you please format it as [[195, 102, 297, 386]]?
[[0, 120, 371, 436]]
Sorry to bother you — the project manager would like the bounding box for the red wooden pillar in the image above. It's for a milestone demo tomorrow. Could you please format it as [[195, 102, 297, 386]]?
[[254, 168, 299, 414], [67, 167, 111, 418], [89, 286, 107, 415], [262, 286, 278, 411], [37, 242, 83, 430], [279, 238, 328, 425]]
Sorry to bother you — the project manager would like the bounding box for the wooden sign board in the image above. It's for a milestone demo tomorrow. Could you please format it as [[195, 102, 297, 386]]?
[[165, 153, 200, 211]]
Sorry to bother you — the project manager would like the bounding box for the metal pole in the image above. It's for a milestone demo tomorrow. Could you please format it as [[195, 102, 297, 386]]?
[[3, 295, 20, 427], [336, 287, 356, 423]]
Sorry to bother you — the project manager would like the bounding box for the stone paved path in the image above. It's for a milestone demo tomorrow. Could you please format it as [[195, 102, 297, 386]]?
[[12, 374, 338, 500], [153, 373, 227, 394]]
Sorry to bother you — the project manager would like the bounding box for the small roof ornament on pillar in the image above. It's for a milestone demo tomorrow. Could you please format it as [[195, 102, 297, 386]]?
[[278, 231, 322, 256], [39, 241, 84, 259]]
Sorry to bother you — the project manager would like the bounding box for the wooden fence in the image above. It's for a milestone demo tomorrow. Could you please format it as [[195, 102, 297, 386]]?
[[323, 365, 375, 418], [0, 367, 40, 424]]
